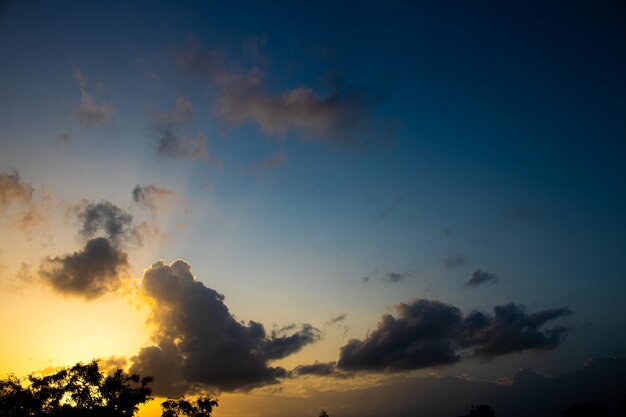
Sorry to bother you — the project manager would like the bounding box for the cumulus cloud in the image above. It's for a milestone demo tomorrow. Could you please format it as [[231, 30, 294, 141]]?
[[130, 260, 320, 395], [458, 304, 572, 358], [465, 268, 499, 288], [73, 69, 115, 126], [39, 237, 130, 299], [0, 169, 33, 207], [76, 201, 134, 246], [132, 184, 178, 213], [444, 254, 466, 269], [336, 299, 571, 372]]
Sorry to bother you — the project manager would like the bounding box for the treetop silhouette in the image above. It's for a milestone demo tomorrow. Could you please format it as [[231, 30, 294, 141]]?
[[0, 360, 152, 417]]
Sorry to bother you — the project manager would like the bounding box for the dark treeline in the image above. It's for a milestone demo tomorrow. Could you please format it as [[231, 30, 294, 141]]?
[[0, 361, 216, 417]]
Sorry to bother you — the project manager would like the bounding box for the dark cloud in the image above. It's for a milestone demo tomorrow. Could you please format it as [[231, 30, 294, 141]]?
[[157, 132, 214, 162], [464, 268, 499, 288], [73, 69, 115, 126], [444, 254, 466, 269], [288, 361, 352, 379], [130, 260, 319, 395], [0, 169, 33, 207], [382, 272, 406, 283], [458, 304, 573, 358], [132, 184, 178, 213], [77, 201, 134, 245], [39, 237, 129, 299], [289, 361, 337, 377], [337, 299, 571, 373]]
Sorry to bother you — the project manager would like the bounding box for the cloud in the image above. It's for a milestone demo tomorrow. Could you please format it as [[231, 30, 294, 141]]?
[[0, 170, 51, 239], [76, 201, 134, 246], [39, 237, 130, 299], [157, 133, 215, 162], [464, 268, 499, 288], [325, 313, 347, 326], [153, 97, 221, 165], [0, 169, 33, 207], [288, 361, 352, 379], [130, 260, 319, 395], [444, 254, 466, 269], [216, 69, 374, 144], [73, 69, 115, 126], [458, 304, 572, 358], [336, 299, 571, 372], [170, 36, 379, 145], [132, 184, 178, 213], [382, 272, 406, 283]]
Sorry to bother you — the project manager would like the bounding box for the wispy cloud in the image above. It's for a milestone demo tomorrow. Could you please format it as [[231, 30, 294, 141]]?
[[444, 254, 466, 269], [73, 69, 115, 126]]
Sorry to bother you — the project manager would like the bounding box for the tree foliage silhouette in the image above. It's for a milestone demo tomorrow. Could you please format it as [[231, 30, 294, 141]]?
[[160, 396, 219, 417], [0, 360, 153, 417]]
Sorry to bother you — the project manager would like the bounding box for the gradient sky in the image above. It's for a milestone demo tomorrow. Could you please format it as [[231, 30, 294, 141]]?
[[1, 1, 626, 417]]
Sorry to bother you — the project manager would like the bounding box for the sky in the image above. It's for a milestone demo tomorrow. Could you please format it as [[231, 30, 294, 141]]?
[[1, 1, 626, 416]]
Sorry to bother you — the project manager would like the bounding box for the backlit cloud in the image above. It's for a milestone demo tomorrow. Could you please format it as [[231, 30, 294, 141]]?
[[39, 237, 130, 300], [130, 260, 320, 395], [0, 170, 33, 206], [76, 201, 134, 246]]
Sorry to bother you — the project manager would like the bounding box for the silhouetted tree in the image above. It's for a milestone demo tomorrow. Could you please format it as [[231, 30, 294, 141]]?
[[319, 410, 329, 417], [0, 360, 153, 417], [161, 396, 219, 417]]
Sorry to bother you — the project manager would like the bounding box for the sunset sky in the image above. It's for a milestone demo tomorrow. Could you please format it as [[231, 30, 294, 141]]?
[[1, 2, 626, 416]]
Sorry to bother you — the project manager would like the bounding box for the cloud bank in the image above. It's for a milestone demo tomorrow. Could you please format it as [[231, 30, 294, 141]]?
[[337, 299, 571, 372]]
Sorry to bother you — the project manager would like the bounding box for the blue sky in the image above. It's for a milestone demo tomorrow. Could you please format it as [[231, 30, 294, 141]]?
[[1, 1, 626, 416]]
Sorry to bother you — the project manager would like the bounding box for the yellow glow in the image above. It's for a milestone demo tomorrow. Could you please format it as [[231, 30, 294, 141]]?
[[0, 286, 151, 378]]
